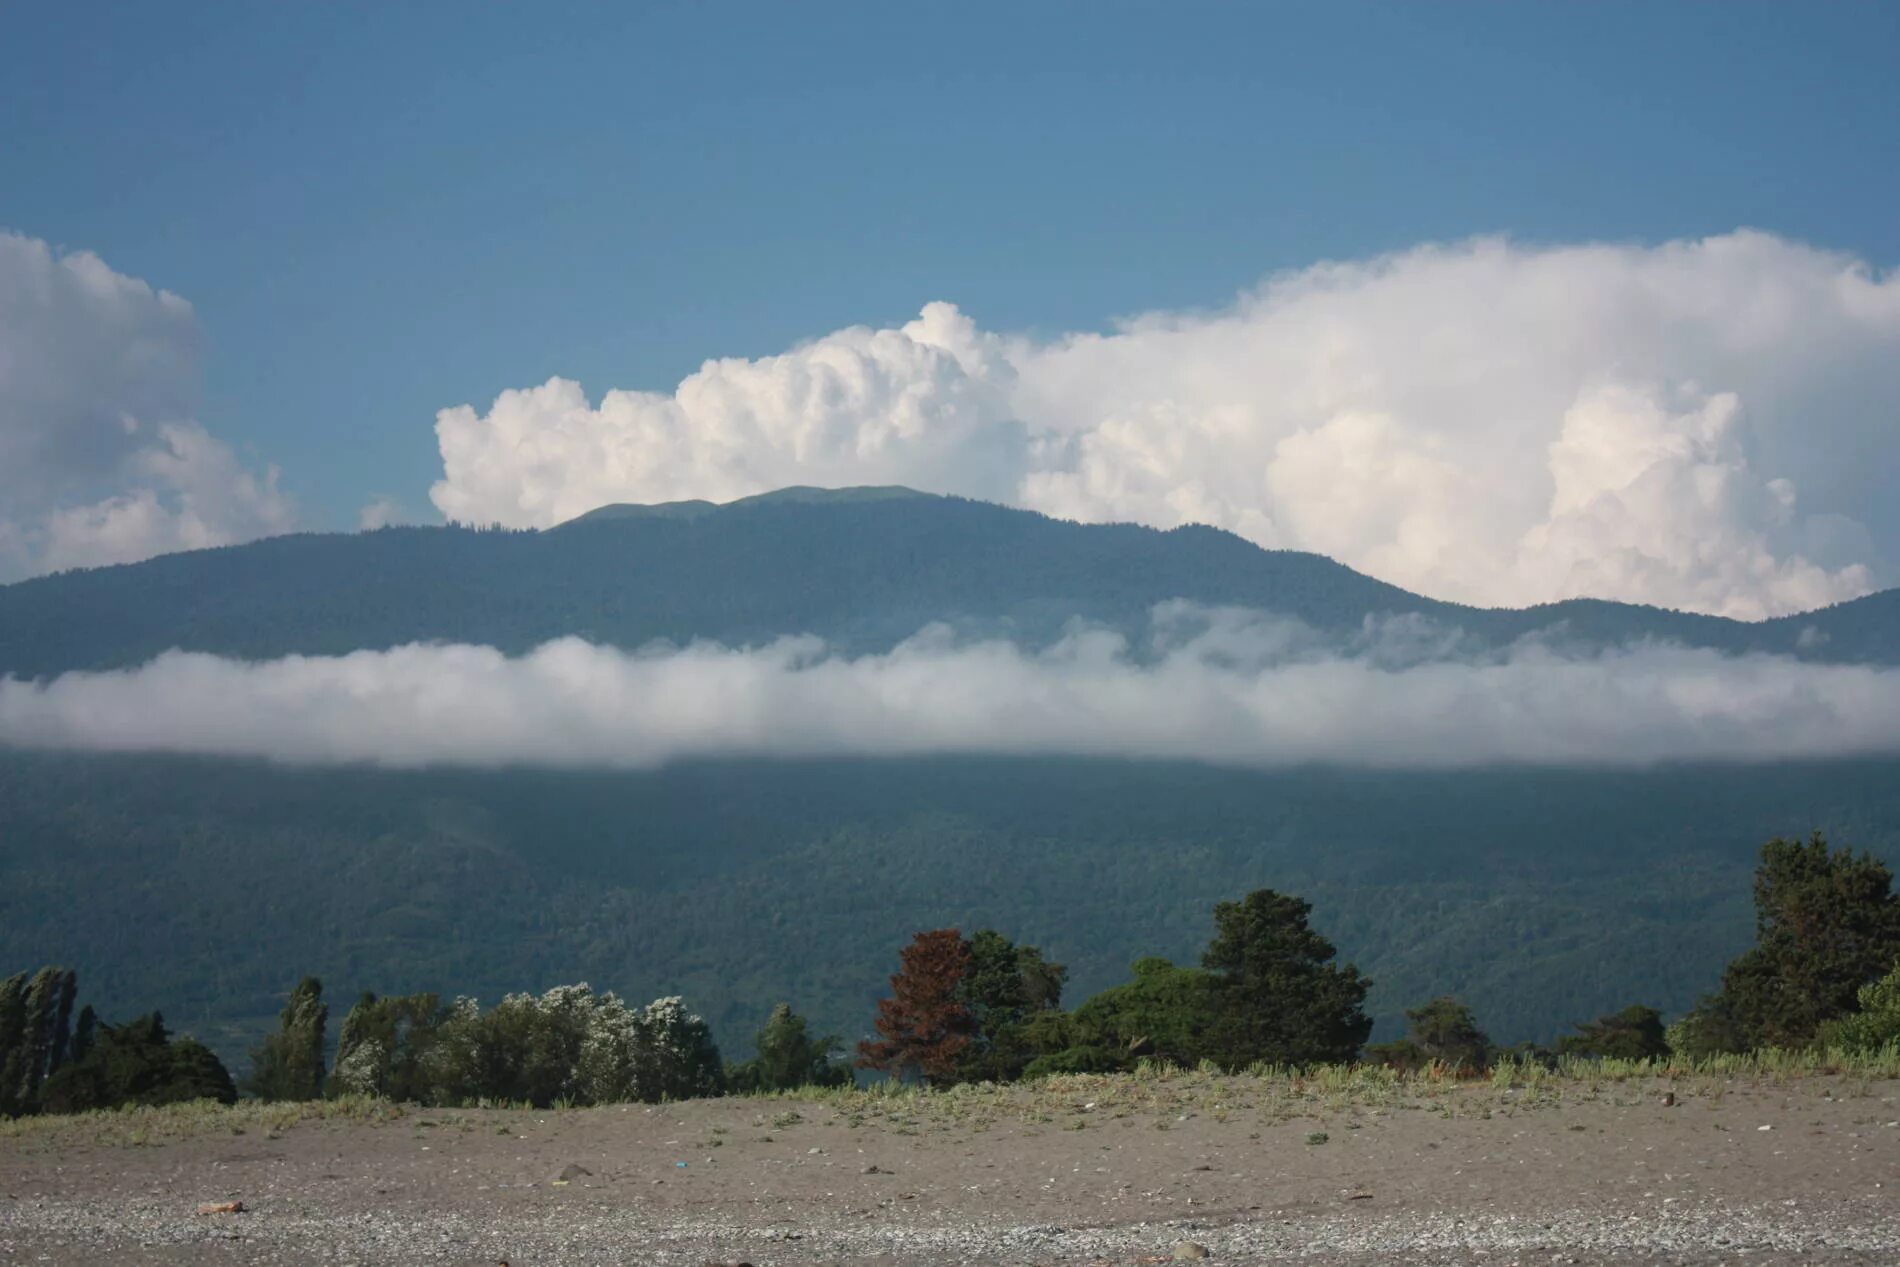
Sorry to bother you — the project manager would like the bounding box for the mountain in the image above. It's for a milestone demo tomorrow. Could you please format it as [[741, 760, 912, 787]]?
[[0, 487, 1896, 1067], [7, 748, 1897, 1065], [0, 486, 1890, 679]]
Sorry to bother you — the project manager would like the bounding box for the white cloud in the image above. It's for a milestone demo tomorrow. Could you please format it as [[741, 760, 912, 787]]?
[[430, 302, 1025, 528], [0, 231, 294, 578], [429, 231, 1900, 618], [36, 421, 294, 572], [357, 495, 407, 531], [7, 607, 1900, 770]]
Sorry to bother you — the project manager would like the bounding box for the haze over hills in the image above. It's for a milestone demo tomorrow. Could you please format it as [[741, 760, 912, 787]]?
[[0, 486, 1891, 680]]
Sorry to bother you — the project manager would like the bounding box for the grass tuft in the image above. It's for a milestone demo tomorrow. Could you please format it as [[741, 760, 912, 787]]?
[[5, 1044, 1892, 1150]]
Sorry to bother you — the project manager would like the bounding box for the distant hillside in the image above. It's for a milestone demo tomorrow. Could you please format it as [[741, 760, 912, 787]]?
[[0, 487, 1889, 678], [6, 748, 1896, 1065]]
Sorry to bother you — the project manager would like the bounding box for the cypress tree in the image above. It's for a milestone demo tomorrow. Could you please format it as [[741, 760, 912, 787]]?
[[47, 970, 76, 1075], [0, 973, 26, 1117], [0, 968, 76, 1116], [331, 991, 446, 1101], [68, 1006, 98, 1064], [15, 969, 62, 1110], [246, 977, 328, 1101]]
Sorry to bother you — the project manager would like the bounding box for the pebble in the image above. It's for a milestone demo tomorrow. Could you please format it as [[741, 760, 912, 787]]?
[[10, 1196, 1898, 1265]]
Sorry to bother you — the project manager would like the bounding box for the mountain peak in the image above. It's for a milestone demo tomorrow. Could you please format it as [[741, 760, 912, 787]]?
[[560, 484, 934, 528]]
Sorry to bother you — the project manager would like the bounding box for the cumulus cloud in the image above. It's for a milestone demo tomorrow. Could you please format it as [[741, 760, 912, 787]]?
[[430, 231, 1900, 618], [430, 302, 1026, 527], [7, 606, 1900, 770], [0, 231, 293, 578]]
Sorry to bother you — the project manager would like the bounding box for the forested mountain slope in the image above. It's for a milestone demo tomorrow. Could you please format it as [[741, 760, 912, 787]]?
[[4, 749, 1897, 1065], [0, 487, 1888, 678]]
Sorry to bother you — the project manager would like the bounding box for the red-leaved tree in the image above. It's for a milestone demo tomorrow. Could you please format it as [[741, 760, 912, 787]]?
[[857, 929, 977, 1084]]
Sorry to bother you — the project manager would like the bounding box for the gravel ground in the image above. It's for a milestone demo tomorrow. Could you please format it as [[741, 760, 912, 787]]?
[[3, 1072, 1896, 1265]]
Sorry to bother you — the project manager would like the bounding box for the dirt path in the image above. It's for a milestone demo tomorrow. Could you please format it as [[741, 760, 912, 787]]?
[[3, 1072, 1897, 1265]]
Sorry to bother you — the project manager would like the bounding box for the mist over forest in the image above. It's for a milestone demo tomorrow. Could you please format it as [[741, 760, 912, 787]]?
[[2, 491, 1897, 1066]]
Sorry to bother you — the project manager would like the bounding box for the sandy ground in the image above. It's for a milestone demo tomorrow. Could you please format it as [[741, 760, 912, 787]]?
[[2, 1072, 1897, 1266]]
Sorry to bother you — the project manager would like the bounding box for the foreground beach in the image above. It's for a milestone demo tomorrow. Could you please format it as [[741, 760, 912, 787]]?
[[3, 1067, 1895, 1265]]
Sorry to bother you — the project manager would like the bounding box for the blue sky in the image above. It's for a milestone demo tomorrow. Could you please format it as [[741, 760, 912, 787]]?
[[6, 0, 1896, 520], [3, 2, 1898, 615]]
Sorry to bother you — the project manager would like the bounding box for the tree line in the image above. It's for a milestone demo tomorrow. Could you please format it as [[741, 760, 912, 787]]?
[[5, 832, 1899, 1117], [0, 979, 236, 1117]]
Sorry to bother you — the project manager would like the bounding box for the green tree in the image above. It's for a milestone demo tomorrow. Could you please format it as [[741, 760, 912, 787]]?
[[329, 991, 447, 1101], [0, 967, 76, 1118], [246, 976, 328, 1101], [1368, 996, 1491, 1071], [68, 1006, 98, 1065], [345, 986, 722, 1108], [626, 995, 725, 1103], [1023, 956, 1224, 1076], [1818, 960, 1900, 1054], [432, 988, 591, 1107], [1665, 994, 1749, 1059], [727, 1003, 850, 1092], [39, 1013, 236, 1113], [954, 930, 1067, 1084], [46, 969, 76, 1076], [1557, 1005, 1669, 1061], [1682, 834, 1900, 1051], [857, 929, 977, 1085], [0, 973, 26, 1117], [1201, 889, 1372, 1067]]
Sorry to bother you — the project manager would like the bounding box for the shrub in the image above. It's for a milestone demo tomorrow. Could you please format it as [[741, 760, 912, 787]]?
[[38, 1013, 235, 1113], [1820, 961, 1900, 1054], [1557, 1005, 1668, 1061], [332, 984, 722, 1107], [1022, 1045, 1129, 1079]]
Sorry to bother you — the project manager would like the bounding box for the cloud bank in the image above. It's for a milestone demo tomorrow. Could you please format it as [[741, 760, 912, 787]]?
[[0, 232, 293, 578], [8, 608, 1900, 770], [8, 226, 1894, 615], [432, 232, 1900, 619]]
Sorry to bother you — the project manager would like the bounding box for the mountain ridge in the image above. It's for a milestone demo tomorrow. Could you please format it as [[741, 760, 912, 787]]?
[[0, 486, 1891, 679]]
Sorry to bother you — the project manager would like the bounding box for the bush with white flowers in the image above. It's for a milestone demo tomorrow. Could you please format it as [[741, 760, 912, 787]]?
[[329, 983, 723, 1107]]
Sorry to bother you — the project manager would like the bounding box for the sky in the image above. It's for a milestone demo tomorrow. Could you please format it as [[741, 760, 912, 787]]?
[[3, 1, 1899, 619]]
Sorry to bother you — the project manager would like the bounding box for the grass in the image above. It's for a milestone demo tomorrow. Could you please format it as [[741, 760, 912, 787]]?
[[6, 1043, 1894, 1150], [719, 1042, 1900, 1132], [1479, 1042, 1900, 1089], [0, 1093, 407, 1150]]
